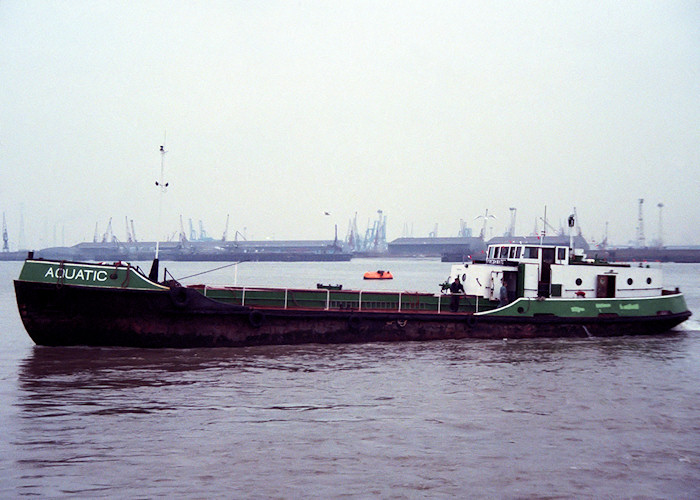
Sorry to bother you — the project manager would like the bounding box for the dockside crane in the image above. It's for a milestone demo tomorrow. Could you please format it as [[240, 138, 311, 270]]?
[[475, 209, 496, 240], [2, 213, 8, 252], [636, 198, 646, 248], [179, 215, 188, 244], [656, 203, 664, 248], [429, 223, 438, 238], [125, 216, 133, 243], [102, 217, 116, 243], [222, 214, 230, 242], [507, 207, 517, 237]]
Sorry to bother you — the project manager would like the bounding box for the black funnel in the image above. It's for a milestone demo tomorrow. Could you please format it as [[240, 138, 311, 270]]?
[[148, 258, 159, 282]]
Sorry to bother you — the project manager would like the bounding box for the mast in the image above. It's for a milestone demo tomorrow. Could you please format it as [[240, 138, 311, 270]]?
[[568, 210, 575, 255], [150, 137, 169, 281]]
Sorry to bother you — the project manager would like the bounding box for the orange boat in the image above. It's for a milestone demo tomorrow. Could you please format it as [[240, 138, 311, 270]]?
[[363, 270, 393, 280]]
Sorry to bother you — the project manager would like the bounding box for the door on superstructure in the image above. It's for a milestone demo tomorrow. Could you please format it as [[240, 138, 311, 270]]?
[[538, 248, 555, 297], [596, 275, 616, 298], [503, 270, 518, 303]]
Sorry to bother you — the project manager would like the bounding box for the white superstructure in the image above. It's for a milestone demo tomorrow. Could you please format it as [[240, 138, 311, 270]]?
[[449, 243, 663, 303]]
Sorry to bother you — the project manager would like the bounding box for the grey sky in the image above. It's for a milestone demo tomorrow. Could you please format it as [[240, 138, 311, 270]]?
[[1, 1, 698, 249]]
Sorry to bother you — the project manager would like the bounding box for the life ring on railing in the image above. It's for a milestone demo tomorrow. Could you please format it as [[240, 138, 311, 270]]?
[[169, 286, 189, 308], [348, 315, 361, 331], [465, 315, 477, 328], [248, 310, 265, 328]]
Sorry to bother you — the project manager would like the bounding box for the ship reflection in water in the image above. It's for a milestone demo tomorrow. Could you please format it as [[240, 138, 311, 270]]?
[[11, 335, 700, 498]]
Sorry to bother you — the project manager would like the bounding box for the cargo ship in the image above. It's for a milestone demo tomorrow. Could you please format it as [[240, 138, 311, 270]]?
[[14, 239, 691, 348]]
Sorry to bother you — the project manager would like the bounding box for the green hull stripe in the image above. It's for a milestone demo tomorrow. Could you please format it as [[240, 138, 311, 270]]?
[[478, 294, 689, 318], [17, 260, 167, 291]]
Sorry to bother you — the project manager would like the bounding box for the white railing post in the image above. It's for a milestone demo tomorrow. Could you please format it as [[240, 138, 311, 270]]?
[[398, 292, 402, 312], [326, 289, 330, 310], [358, 290, 362, 311], [438, 294, 441, 313], [242, 287, 246, 306], [284, 289, 288, 309]]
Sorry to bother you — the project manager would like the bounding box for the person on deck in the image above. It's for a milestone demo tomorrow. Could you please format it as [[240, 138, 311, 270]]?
[[449, 276, 465, 312], [499, 279, 509, 307]]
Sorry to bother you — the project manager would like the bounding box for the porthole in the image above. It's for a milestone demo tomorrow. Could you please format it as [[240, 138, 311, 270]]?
[[462, 274, 467, 282], [627, 278, 633, 285], [647, 277, 652, 285], [575, 278, 582, 286], [517, 307, 524, 314]]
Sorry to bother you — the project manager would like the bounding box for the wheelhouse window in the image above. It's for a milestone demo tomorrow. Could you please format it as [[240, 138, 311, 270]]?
[[557, 248, 567, 261], [524, 247, 539, 259], [509, 247, 517, 259]]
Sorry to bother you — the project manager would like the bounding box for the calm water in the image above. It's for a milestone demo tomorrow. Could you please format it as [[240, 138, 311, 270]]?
[[1, 259, 699, 498]]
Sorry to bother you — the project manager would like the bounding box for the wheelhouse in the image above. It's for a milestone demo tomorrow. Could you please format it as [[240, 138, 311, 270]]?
[[450, 243, 663, 303], [486, 244, 571, 265]]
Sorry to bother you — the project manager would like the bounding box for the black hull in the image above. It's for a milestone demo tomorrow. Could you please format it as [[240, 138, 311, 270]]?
[[14, 281, 691, 348]]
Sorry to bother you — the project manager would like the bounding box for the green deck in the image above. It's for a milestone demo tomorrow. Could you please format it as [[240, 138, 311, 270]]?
[[198, 285, 499, 313]]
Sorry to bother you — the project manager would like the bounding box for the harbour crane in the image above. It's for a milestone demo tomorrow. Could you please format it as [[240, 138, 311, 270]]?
[[125, 216, 133, 243], [656, 202, 664, 248], [179, 215, 188, 243], [222, 214, 230, 242], [102, 217, 116, 243], [507, 207, 517, 237], [2, 213, 8, 252], [636, 198, 646, 248], [474, 209, 496, 240]]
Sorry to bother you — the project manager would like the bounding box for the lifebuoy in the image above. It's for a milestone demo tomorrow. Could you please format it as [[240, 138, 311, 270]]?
[[169, 286, 189, 308], [248, 310, 265, 328], [348, 315, 361, 330]]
